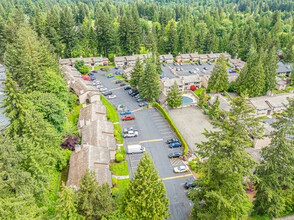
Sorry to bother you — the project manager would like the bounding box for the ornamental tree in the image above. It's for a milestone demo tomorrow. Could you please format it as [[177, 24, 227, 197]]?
[[122, 153, 169, 219]]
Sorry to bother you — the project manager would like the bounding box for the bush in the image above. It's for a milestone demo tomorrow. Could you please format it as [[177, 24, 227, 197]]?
[[192, 158, 199, 161], [152, 102, 188, 155], [188, 161, 195, 166], [112, 177, 118, 186], [191, 164, 197, 171], [112, 187, 119, 196], [115, 153, 124, 162], [79, 65, 89, 75]]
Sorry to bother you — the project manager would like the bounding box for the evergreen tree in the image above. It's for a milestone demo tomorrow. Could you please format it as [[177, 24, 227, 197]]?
[[253, 99, 294, 219], [165, 19, 177, 54], [55, 183, 82, 220], [208, 54, 229, 92], [122, 153, 169, 219], [118, 14, 129, 55], [77, 170, 114, 219], [155, 53, 162, 73], [236, 51, 266, 97], [263, 47, 277, 93], [130, 57, 143, 88], [189, 97, 264, 219], [167, 81, 182, 108], [138, 58, 161, 100], [209, 95, 220, 119]]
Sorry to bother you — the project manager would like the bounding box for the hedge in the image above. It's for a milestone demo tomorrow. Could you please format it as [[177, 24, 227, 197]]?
[[112, 177, 118, 186], [152, 102, 188, 155]]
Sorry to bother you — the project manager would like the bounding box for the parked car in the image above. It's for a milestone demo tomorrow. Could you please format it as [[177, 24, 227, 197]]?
[[180, 63, 183, 66], [127, 144, 145, 154], [198, 62, 202, 65], [123, 127, 137, 134], [138, 101, 148, 107], [107, 74, 114, 78], [124, 86, 132, 90], [208, 62, 212, 65], [103, 91, 112, 96], [100, 68, 104, 71], [120, 110, 131, 115], [88, 72, 94, 76], [122, 115, 135, 121], [221, 92, 227, 96], [137, 98, 146, 102], [123, 130, 138, 138], [162, 63, 166, 67], [114, 67, 119, 70], [169, 142, 182, 148], [230, 70, 237, 73], [128, 89, 138, 95], [180, 67, 183, 71], [203, 67, 208, 70], [191, 62, 194, 65], [195, 62, 199, 66], [115, 80, 123, 84], [173, 165, 189, 173], [90, 76, 96, 81], [99, 87, 107, 92], [120, 83, 126, 86], [166, 138, 179, 144], [134, 94, 140, 99], [168, 152, 182, 158], [173, 63, 176, 66], [184, 180, 196, 189], [130, 91, 139, 97], [97, 85, 103, 89], [108, 95, 116, 99], [115, 71, 121, 75]]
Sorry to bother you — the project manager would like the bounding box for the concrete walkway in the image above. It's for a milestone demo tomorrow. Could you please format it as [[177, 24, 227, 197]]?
[[112, 175, 129, 180]]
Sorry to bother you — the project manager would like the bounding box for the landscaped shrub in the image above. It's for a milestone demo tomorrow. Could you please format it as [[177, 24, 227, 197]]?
[[188, 161, 195, 166], [152, 102, 188, 155], [115, 153, 124, 162], [112, 187, 119, 196], [112, 177, 118, 186], [192, 158, 199, 161], [60, 134, 79, 151], [191, 164, 197, 171]]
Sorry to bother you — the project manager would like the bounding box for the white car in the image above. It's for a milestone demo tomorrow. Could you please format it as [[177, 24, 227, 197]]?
[[173, 165, 189, 173], [100, 87, 107, 92], [123, 127, 138, 134], [108, 94, 117, 99], [97, 85, 103, 89], [123, 130, 138, 138], [180, 63, 183, 66]]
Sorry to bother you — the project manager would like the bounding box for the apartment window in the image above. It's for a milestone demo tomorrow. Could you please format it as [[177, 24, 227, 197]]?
[[185, 83, 189, 86]]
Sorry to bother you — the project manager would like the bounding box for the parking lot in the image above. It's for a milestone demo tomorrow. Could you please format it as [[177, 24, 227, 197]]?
[[161, 62, 239, 79], [93, 70, 193, 220]]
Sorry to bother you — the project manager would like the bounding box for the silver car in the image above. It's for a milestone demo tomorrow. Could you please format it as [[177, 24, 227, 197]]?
[[99, 87, 107, 92], [108, 94, 116, 99]]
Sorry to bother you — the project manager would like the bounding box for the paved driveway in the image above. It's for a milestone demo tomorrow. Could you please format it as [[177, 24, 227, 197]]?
[[93, 70, 192, 220]]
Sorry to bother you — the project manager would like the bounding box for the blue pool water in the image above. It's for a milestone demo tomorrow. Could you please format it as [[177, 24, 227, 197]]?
[[182, 96, 193, 104]]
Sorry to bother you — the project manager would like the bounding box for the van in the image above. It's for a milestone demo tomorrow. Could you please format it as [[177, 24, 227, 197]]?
[[127, 144, 145, 154]]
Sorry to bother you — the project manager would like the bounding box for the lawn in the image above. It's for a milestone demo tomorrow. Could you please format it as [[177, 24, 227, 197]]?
[[115, 75, 124, 80], [114, 124, 123, 145], [110, 161, 129, 176], [193, 87, 205, 96], [94, 65, 115, 70], [117, 178, 130, 190], [100, 95, 119, 123]]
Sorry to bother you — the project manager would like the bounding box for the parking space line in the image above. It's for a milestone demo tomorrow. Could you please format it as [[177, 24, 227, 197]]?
[[109, 85, 127, 91], [159, 174, 193, 181], [170, 158, 184, 166], [132, 107, 144, 113], [139, 138, 163, 144]]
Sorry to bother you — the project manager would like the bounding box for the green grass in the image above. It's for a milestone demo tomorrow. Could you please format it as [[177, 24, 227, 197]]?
[[100, 95, 119, 123], [114, 124, 123, 144], [117, 178, 130, 190], [88, 66, 92, 71], [272, 87, 294, 94], [68, 104, 82, 125], [115, 75, 124, 80], [94, 65, 115, 70], [193, 87, 205, 96], [110, 161, 129, 176]]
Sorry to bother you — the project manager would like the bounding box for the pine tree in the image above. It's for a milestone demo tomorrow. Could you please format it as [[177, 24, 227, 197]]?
[[77, 170, 114, 219], [236, 51, 266, 97], [209, 95, 220, 119], [55, 183, 82, 219], [155, 53, 162, 73], [130, 57, 143, 88], [122, 153, 169, 219], [253, 99, 294, 219], [165, 19, 177, 54], [138, 58, 161, 100], [263, 47, 277, 93], [167, 81, 182, 108], [208, 54, 229, 92], [189, 97, 264, 219], [118, 14, 129, 55]]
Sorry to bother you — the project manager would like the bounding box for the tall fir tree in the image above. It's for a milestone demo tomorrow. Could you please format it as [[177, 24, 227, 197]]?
[[167, 81, 182, 108], [122, 153, 169, 219], [208, 54, 229, 92], [189, 97, 264, 219], [165, 19, 177, 54], [138, 57, 161, 100], [253, 99, 294, 219], [77, 170, 114, 219], [263, 47, 277, 93], [130, 57, 143, 88], [118, 14, 129, 55]]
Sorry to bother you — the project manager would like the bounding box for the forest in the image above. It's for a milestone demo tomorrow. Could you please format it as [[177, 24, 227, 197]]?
[[0, 0, 294, 219]]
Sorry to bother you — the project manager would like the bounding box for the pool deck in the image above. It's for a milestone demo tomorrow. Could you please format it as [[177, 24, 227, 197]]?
[[181, 92, 198, 107]]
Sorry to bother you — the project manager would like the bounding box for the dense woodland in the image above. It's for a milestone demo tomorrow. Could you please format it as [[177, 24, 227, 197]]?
[[0, 0, 294, 219]]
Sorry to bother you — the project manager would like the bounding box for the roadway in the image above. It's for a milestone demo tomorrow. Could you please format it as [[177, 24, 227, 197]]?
[[93, 70, 193, 220]]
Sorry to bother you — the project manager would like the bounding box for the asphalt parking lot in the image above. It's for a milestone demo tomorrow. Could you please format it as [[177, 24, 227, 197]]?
[[161, 63, 239, 79], [93, 70, 193, 220]]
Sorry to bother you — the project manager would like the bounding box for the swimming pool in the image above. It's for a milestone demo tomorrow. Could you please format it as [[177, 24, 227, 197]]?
[[182, 96, 194, 104]]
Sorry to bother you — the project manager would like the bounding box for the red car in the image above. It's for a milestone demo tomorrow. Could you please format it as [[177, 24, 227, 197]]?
[[122, 115, 135, 121], [229, 70, 237, 73]]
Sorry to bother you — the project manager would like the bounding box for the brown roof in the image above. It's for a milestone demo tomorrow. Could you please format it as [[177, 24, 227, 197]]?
[[78, 102, 107, 127]]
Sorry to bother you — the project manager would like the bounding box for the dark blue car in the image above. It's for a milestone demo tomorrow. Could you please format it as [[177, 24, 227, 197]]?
[[90, 76, 96, 81], [169, 142, 182, 148], [88, 72, 94, 76], [120, 110, 131, 115], [124, 86, 131, 90]]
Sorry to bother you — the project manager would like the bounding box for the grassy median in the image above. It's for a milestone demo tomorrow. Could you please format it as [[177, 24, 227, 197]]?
[[100, 95, 119, 123]]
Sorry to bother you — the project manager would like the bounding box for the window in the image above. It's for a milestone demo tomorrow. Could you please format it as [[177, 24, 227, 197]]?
[[185, 83, 189, 85]]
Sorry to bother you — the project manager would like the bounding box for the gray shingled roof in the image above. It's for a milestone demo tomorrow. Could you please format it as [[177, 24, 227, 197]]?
[[276, 62, 292, 74]]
